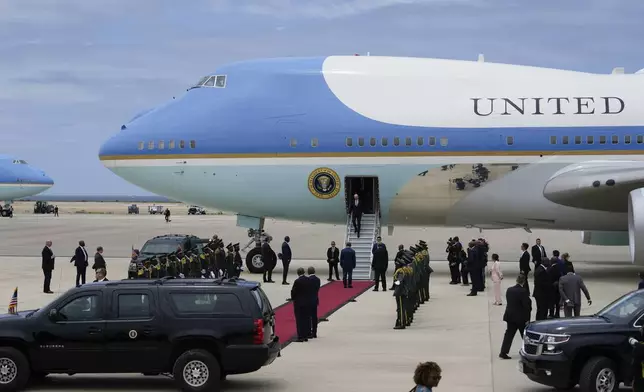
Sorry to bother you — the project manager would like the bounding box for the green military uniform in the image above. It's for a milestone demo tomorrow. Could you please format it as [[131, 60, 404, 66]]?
[[393, 259, 408, 329]]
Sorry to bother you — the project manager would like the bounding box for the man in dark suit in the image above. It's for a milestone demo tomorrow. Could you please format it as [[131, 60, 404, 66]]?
[[372, 242, 389, 291], [70, 240, 89, 287], [466, 241, 483, 296], [348, 193, 362, 238], [533, 257, 552, 321], [41, 240, 55, 294], [261, 236, 276, 283], [291, 267, 311, 342], [340, 242, 356, 288], [499, 274, 532, 359], [93, 268, 109, 282], [326, 241, 340, 281], [92, 246, 106, 271], [280, 236, 292, 285], [519, 242, 532, 296], [372, 236, 386, 253], [307, 266, 321, 338], [531, 238, 547, 267]]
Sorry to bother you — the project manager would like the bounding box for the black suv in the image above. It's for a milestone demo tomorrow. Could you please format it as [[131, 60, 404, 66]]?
[[519, 289, 644, 392], [139, 234, 207, 258], [0, 277, 280, 392]]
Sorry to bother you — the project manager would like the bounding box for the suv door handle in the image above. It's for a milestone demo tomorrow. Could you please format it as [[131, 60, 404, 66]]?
[[87, 326, 102, 334]]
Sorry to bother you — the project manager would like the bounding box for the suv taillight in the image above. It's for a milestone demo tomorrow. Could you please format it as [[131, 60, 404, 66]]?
[[254, 319, 264, 344]]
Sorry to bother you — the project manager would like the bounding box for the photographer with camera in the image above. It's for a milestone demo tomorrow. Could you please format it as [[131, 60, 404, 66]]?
[[629, 327, 644, 390], [446, 237, 463, 285]]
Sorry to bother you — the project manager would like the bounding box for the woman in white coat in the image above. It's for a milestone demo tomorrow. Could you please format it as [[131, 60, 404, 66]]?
[[490, 253, 503, 305]]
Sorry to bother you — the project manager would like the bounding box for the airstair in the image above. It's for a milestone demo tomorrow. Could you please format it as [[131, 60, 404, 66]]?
[[346, 213, 379, 280]]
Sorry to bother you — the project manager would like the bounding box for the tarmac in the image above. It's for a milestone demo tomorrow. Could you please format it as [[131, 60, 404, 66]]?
[[0, 213, 640, 391]]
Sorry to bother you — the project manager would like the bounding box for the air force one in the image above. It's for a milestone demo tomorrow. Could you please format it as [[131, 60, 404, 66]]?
[[0, 155, 54, 202], [99, 55, 644, 272]]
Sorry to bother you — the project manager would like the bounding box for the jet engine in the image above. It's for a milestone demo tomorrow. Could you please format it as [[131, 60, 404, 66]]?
[[581, 231, 629, 246], [628, 189, 644, 266]]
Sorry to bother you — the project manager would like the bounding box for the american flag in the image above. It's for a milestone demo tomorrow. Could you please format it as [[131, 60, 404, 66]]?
[[7, 287, 17, 314]]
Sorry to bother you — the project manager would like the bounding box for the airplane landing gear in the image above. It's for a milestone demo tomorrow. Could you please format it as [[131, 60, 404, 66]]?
[[240, 228, 271, 274]]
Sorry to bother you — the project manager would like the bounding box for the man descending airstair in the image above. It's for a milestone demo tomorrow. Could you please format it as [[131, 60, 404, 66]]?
[[346, 192, 380, 281]]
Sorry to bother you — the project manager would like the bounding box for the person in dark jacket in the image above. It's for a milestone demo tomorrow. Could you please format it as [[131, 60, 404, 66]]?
[[326, 241, 340, 281], [92, 246, 106, 271], [639, 272, 644, 290], [533, 257, 552, 321], [70, 240, 89, 287], [291, 267, 312, 342], [548, 250, 564, 318], [261, 236, 276, 283], [41, 240, 55, 294], [519, 242, 532, 296], [307, 266, 321, 338], [561, 253, 575, 274], [340, 242, 356, 288], [348, 194, 362, 238], [280, 236, 292, 285], [629, 326, 644, 391], [499, 274, 532, 359], [372, 242, 389, 291], [467, 241, 483, 296]]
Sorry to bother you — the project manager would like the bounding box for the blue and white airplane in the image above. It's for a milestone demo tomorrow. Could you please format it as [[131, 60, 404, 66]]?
[[99, 55, 644, 268], [0, 155, 54, 203]]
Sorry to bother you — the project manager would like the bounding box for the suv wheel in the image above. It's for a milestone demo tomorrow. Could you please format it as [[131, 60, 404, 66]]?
[[172, 349, 221, 392], [579, 357, 617, 392], [0, 347, 30, 391]]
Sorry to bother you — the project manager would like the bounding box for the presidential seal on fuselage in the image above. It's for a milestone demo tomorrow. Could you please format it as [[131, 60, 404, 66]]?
[[308, 167, 341, 199]]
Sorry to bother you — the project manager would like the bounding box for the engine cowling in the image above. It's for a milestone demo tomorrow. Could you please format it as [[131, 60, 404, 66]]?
[[581, 231, 629, 246], [628, 188, 644, 265]]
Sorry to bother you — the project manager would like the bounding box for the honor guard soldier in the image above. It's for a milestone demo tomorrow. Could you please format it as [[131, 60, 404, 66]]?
[[214, 242, 225, 278], [402, 251, 415, 326], [418, 241, 432, 302], [393, 256, 408, 329], [233, 243, 243, 278], [391, 244, 405, 290], [224, 243, 235, 278]]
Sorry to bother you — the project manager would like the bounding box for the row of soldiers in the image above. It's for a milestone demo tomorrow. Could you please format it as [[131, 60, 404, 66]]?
[[128, 235, 244, 280], [392, 240, 433, 330]]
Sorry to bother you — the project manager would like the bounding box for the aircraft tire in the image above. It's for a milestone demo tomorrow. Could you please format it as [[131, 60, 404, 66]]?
[[245, 248, 264, 274]]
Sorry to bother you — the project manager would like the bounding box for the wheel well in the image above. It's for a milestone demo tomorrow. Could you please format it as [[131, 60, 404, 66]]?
[[170, 338, 223, 373], [0, 339, 31, 365], [571, 348, 624, 383]]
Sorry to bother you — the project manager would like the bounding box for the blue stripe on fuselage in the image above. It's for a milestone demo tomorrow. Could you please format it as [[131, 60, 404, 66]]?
[[99, 56, 644, 158]]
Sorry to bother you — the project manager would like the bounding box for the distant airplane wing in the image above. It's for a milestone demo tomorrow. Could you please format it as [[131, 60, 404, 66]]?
[[543, 161, 644, 212]]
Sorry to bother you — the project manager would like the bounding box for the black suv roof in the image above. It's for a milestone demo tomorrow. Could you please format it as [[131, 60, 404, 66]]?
[[85, 277, 261, 290]]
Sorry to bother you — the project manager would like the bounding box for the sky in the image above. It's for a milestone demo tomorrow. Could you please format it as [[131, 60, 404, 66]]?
[[1, 0, 643, 195]]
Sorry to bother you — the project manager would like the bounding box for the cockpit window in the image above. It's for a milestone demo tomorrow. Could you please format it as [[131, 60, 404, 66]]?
[[12, 160, 27, 164], [192, 75, 227, 89]]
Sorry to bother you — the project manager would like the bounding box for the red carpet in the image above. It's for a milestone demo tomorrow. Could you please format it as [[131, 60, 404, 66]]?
[[273, 280, 374, 348]]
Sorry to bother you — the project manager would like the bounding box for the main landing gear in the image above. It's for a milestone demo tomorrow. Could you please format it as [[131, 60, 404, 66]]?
[[240, 228, 272, 274]]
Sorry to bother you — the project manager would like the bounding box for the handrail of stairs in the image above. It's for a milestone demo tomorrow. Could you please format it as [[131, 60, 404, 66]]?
[[345, 214, 351, 244]]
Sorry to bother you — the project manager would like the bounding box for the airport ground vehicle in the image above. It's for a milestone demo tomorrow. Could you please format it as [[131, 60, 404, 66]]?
[[33, 201, 54, 214], [148, 205, 164, 214], [519, 289, 644, 391], [188, 206, 206, 215], [0, 204, 12, 217], [0, 277, 280, 392], [127, 204, 140, 214]]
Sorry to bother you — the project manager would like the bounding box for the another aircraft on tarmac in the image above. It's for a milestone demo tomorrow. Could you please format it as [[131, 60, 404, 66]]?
[[0, 155, 54, 203], [98, 55, 644, 267]]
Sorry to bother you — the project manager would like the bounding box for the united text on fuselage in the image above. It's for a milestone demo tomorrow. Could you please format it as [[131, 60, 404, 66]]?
[[472, 96, 625, 116]]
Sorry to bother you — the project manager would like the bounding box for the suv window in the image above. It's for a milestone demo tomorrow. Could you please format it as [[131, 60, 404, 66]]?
[[251, 288, 273, 315], [169, 292, 243, 315], [59, 294, 102, 321], [118, 294, 151, 319], [141, 240, 182, 255], [598, 290, 644, 322]]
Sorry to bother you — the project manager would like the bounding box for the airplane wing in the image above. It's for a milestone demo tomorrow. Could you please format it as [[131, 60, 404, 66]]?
[[543, 161, 644, 213]]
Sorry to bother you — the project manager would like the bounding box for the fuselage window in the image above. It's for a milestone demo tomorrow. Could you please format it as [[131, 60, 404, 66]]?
[[169, 140, 175, 149], [138, 142, 144, 150], [346, 137, 353, 147], [638, 135, 644, 144], [358, 137, 365, 147], [381, 137, 388, 146], [549, 136, 557, 144], [417, 137, 423, 146], [625, 135, 632, 144], [158, 140, 165, 150], [587, 135, 594, 145], [574, 136, 581, 145], [215, 75, 227, 88], [190, 140, 196, 149], [599, 136, 606, 144], [405, 137, 412, 146], [562, 136, 569, 145], [289, 138, 297, 147], [394, 137, 400, 146], [311, 138, 318, 147], [611, 135, 618, 144], [369, 137, 376, 147], [439, 137, 448, 147], [429, 136, 436, 146], [506, 136, 514, 146], [148, 141, 154, 150], [179, 140, 185, 149]]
